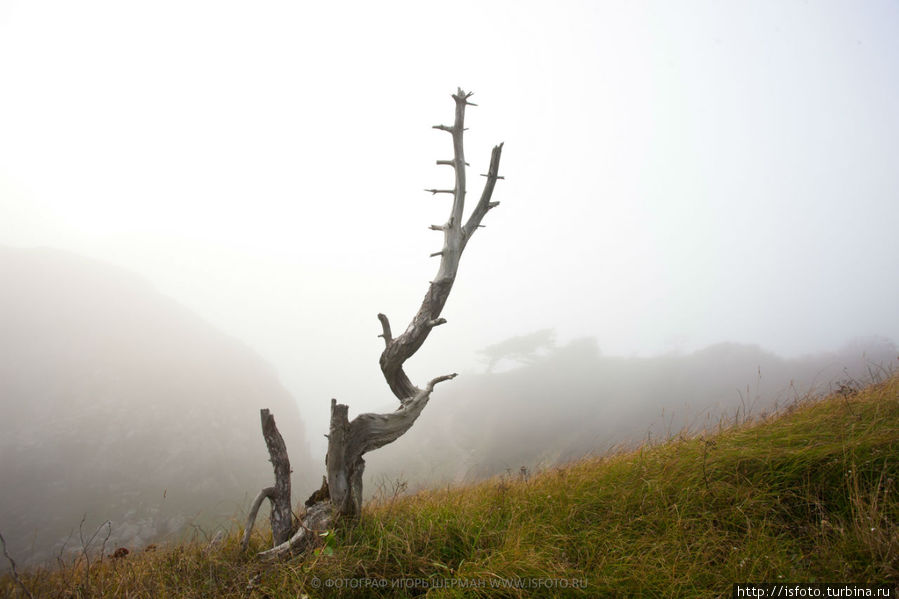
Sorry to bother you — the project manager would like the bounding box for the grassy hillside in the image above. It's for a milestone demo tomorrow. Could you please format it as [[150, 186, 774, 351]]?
[[4, 375, 897, 598]]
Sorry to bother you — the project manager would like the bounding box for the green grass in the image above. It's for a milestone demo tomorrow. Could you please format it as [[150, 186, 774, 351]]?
[[4, 376, 898, 598]]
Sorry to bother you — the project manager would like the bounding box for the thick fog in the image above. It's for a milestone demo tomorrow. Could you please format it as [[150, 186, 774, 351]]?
[[1, 0, 898, 567], [366, 334, 898, 493], [0, 247, 319, 567]]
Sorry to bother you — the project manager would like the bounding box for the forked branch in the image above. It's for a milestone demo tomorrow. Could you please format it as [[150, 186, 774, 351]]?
[[378, 88, 504, 401], [327, 375, 457, 516]]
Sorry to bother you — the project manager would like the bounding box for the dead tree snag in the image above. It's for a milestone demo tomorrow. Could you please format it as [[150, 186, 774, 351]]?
[[246, 88, 503, 558], [331, 87, 503, 519]]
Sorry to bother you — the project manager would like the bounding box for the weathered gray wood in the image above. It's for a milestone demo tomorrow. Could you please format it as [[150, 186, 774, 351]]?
[[260, 409, 293, 545], [326, 399, 353, 516], [326, 375, 456, 516], [239, 486, 274, 552], [377, 88, 504, 402], [242, 410, 294, 553], [246, 89, 504, 552], [257, 500, 333, 560], [321, 89, 504, 519]]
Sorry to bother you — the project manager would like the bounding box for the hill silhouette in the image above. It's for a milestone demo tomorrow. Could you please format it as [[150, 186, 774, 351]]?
[[0, 247, 315, 568]]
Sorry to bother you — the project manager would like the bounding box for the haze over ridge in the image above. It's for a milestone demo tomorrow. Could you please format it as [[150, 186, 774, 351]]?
[[0, 246, 316, 568]]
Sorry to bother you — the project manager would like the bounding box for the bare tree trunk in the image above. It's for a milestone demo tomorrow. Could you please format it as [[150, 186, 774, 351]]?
[[260, 409, 293, 545], [240, 409, 293, 552], [326, 375, 458, 517]]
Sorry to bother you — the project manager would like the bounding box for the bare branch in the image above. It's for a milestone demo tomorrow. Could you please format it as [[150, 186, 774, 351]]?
[[240, 486, 275, 552], [425, 189, 455, 195], [456, 87, 475, 103], [425, 373, 458, 390], [0, 531, 35, 599], [257, 501, 332, 560], [426, 318, 447, 328], [98, 521, 112, 564], [257, 526, 308, 561], [350, 373, 457, 455], [462, 142, 505, 243], [377, 313, 393, 346], [56, 529, 74, 569], [379, 89, 502, 402], [76, 516, 111, 595]]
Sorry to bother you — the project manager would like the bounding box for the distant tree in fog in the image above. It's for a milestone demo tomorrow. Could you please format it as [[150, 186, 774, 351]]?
[[479, 329, 556, 372]]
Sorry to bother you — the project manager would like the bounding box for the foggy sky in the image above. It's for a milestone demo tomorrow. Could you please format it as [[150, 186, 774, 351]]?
[[2, 1, 898, 448]]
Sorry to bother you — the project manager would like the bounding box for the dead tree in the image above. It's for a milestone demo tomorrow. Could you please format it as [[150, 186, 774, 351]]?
[[244, 88, 503, 558]]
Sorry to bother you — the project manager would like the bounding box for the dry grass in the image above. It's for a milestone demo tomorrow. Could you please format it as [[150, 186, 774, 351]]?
[[4, 376, 898, 598]]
